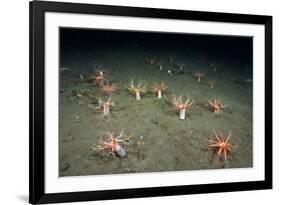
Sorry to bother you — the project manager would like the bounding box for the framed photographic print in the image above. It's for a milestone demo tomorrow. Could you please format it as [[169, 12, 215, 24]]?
[[29, 0, 272, 204]]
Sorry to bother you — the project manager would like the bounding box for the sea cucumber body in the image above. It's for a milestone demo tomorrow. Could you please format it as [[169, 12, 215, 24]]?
[[158, 90, 162, 99], [179, 109, 186, 120], [103, 105, 110, 115], [136, 91, 141, 101], [115, 144, 126, 157]]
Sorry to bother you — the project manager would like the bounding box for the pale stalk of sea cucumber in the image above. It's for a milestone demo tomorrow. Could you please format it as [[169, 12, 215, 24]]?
[[136, 91, 141, 101], [115, 144, 126, 157], [79, 73, 84, 80], [103, 105, 110, 115], [157, 90, 162, 99], [179, 108, 186, 120]]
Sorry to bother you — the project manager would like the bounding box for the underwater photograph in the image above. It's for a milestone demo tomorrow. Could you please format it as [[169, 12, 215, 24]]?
[[59, 28, 253, 177]]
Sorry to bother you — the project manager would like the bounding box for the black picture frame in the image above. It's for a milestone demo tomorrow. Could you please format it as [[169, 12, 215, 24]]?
[[29, 0, 272, 204]]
